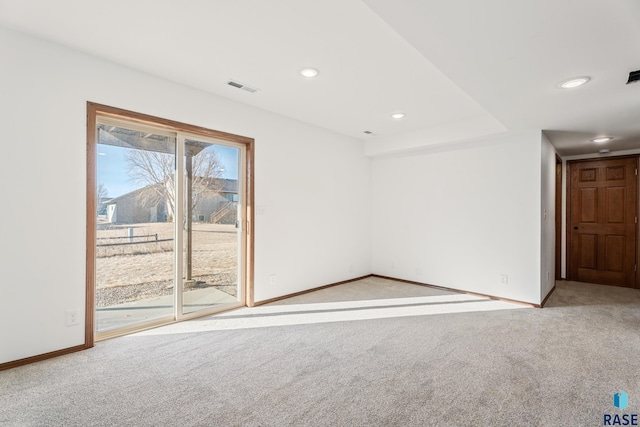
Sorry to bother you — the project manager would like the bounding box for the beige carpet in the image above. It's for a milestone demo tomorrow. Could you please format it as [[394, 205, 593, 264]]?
[[1, 277, 639, 426]]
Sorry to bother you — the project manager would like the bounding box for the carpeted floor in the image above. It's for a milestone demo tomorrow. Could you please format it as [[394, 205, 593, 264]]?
[[1, 277, 639, 426]]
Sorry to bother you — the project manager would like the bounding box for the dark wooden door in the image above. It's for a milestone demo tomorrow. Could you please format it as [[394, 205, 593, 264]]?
[[569, 157, 637, 287]]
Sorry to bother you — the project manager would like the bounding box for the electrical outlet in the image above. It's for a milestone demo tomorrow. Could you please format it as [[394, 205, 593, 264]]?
[[349, 264, 354, 273], [392, 260, 396, 269], [500, 274, 508, 286], [547, 271, 550, 283], [65, 309, 80, 326], [269, 274, 277, 285]]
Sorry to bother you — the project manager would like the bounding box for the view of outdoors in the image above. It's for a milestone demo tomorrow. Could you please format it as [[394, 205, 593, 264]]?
[[95, 123, 241, 333]]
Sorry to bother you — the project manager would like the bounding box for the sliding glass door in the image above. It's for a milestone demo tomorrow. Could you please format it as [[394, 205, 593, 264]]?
[[181, 138, 243, 315], [95, 123, 177, 332], [92, 112, 248, 339]]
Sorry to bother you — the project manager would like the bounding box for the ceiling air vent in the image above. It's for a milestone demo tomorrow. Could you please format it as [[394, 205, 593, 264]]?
[[626, 70, 640, 84], [227, 79, 259, 93]]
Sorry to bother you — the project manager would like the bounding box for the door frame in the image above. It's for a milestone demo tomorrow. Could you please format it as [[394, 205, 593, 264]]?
[[86, 102, 255, 347], [565, 154, 639, 288], [555, 155, 562, 280]]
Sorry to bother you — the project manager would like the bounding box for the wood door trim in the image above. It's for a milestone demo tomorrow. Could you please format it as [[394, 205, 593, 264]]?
[[372, 275, 541, 308], [86, 105, 97, 348], [0, 345, 88, 372], [555, 155, 562, 280], [253, 275, 373, 306], [541, 285, 557, 308], [255, 274, 544, 308], [88, 102, 254, 145], [566, 161, 572, 280], [245, 138, 255, 306]]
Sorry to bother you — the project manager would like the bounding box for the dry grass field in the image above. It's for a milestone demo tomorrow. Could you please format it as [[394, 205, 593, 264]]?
[[95, 222, 238, 307]]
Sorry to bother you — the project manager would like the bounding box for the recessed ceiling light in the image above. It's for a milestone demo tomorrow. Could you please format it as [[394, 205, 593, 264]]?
[[300, 68, 319, 78], [391, 112, 405, 120], [599, 149, 610, 154], [592, 137, 613, 144], [558, 76, 591, 89]]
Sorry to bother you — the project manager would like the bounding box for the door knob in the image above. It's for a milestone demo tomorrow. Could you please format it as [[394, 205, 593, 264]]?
[[573, 226, 578, 230]]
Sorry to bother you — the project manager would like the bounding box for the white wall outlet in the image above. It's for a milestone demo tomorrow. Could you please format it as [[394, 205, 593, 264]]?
[[547, 271, 550, 283], [65, 309, 80, 326], [392, 260, 396, 269], [349, 264, 354, 273], [500, 274, 508, 285], [269, 274, 277, 285]]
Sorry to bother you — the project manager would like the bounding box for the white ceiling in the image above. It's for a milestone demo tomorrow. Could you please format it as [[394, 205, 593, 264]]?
[[1, 0, 639, 156], [363, 0, 640, 156]]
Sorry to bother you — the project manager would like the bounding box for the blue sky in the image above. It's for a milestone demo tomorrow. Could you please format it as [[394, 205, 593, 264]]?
[[97, 143, 239, 198]]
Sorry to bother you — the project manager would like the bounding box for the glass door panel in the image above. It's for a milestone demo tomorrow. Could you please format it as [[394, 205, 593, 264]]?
[[95, 124, 176, 333], [182, 139, 241, 315]]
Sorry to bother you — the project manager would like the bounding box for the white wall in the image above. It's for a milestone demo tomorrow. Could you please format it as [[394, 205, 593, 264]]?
[[540, 133, 557, 300], [0, 26, 371, 364], [370, 131, 543, 304]]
